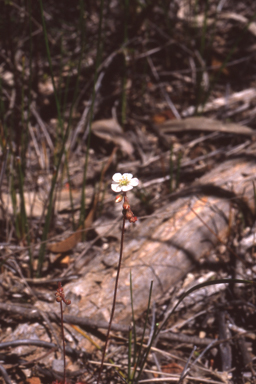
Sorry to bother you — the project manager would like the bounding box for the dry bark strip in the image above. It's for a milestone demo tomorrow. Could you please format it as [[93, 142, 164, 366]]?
[[158, 116, 256, 136], [178, 10, 256, 38], [58, 156, 256, 325]]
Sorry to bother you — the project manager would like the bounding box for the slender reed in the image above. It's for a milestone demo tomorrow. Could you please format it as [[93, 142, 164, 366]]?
[[79, 0, 105, 231]]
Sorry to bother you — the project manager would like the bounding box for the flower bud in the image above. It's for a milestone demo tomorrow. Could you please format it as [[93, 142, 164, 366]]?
[[115, 194, 123, 203], [123, 201, 130, 210], [125, 209, 133, 219], [129, 216, 138, 223]]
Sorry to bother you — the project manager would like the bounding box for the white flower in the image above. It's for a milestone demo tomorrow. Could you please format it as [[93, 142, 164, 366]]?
[[111, 173, 139, 192]]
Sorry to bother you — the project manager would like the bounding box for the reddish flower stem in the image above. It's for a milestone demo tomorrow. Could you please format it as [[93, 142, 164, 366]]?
[[55, 282, 71, 384], [60, 300, 67, 384], [97, 203, 126, 383]]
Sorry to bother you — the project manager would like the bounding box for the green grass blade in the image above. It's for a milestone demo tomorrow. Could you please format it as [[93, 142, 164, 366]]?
[[16, 157, 33, 276], [128, 325, 132, 382], [132, 280, 153, 383], [36, 127, 70, 276], [38, 0, 64, 137], [129, 271, 137, 374], [79, 0, 105, 228], [157, 278, 255, 337], [169, 144, 173, 193], [135, 323, 159, 384], [175, 151, 182, 190]]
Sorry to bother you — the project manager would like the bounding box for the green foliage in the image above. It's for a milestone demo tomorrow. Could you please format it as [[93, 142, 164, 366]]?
[[127, 275, 156, 384], [169, 145, 182, 193]]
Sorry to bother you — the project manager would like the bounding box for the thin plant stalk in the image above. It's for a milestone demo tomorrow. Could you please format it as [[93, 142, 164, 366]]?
[[136, 281, 153, 369], [0, 146, 8, 194], [55, 282, 71, 384], [156, 278, 255, 338], [19, 55, 33, 275], [252, 181, 256, 217], [128, 325, 133, 382], [10, 157, 20, 239], [37, 0, 88, 274], [36, 0, 69, 276], [36, 131, 69, 276], [121, 0, 129, 126], [130, 271, 137, 373], [132, 281, 154, 384], [134, 323, 158, 384], [60, 300, 67, 383], [121, 55, 127, 126], [0, 78, 5, 135], [79, 0, 105, 229], [97, 213, 126, 384], [175, 151, 182, 190], [99, 173, 138, 382], [17, 157, 33, 276], [38, 0, 63, 137], [195, 0, 209, 111], [169, 144, 173, 193], [63, 0, 87, 230]]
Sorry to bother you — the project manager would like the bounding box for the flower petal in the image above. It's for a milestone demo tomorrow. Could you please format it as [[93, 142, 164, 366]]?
[[111, 184, 122, 192], [112, 173, 122, 182], [121, 185, 133, 191], [122, 173, 133, 180], [130, 178, 139, 186]]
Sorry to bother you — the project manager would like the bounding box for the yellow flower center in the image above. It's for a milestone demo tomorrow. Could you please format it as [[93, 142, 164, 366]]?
[[119, 176, 129, 186]]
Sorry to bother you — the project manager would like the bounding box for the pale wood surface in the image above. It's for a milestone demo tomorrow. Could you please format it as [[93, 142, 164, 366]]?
[[45, 157, 256, 326]]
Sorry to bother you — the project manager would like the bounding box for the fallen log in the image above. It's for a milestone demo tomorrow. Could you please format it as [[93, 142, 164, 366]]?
[[60, 157, 255, 325]]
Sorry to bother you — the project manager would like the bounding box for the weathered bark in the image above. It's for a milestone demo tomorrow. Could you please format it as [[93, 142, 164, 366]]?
[[57, 157, 255, 325]]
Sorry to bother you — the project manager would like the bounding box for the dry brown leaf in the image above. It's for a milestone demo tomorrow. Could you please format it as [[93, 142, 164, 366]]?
[[161, 362, 183, 374], [47, 229, 82, 253], [159, 116, 256, 136], [211, 57, 229, 75], [47, 194, 97, 253], [24, 377, 42, 384], [152, 109, 176, 123], [91, 118, 134, 155]]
